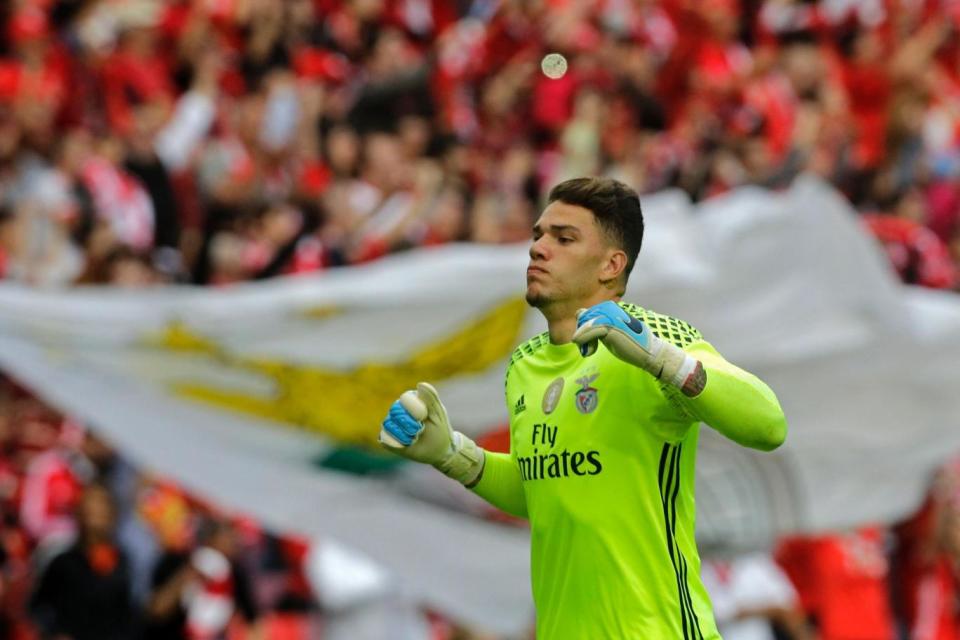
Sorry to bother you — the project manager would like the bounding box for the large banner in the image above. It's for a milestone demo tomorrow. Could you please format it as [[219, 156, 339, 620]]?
[[2, 176, 960, 632]]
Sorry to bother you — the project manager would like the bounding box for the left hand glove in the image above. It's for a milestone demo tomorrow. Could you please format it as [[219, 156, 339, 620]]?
[[379, 382, 485, 486], [571, 301, 700, 391]]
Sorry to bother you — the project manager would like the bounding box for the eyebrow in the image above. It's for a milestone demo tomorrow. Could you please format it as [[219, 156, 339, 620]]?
[[532, 224, 581, 235]]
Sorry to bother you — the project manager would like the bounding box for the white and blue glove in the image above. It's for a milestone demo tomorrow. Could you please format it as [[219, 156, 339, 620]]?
[[571, 301, 701, 391], [379, 382, 485, 486]]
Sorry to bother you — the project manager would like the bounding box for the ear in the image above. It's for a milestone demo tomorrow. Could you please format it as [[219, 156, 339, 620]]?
[[599, 249, 628, 288]]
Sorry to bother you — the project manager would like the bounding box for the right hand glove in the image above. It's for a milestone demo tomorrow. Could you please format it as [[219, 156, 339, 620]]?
[[572, 301, 701, 394], [379, 382, 485, 486]]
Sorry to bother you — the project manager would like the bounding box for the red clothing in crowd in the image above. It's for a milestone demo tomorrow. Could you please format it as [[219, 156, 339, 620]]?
[[894, 499, 960, 640], [0, 53, 68, 110], [1, 8, 67, 109], [863, 214, 958, 289], [837, 45, 892, 169], [909, 560, 960, 640], [893, 456, 960, 640], [80, 157, 156, 251], [19, 449, 82, 543], [744, 72, 797, 160], [101, 50, 174, 135], [925, 181, 960, 246], [777, 527, 897, 640]]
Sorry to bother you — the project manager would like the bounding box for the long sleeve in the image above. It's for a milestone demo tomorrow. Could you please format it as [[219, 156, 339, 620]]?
[[676, 341, 788, 452], [154, 91, 215, 172], [471, 451, 528, 519]]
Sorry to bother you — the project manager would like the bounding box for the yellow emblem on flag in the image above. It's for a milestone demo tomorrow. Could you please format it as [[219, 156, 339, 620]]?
[[146, 298, 527, 447]]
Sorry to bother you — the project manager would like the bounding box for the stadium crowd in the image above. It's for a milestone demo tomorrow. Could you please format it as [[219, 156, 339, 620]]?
[[0, 0, 956, 289], [1, 0, 960, 638], [0, 375, 496, 640]]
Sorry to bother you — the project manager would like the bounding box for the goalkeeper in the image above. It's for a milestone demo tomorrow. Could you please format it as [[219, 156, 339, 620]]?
[[380, 177, 787, 639]]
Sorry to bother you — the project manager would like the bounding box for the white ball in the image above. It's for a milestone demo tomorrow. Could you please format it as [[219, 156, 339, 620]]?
[[541, 53, 568, 79]]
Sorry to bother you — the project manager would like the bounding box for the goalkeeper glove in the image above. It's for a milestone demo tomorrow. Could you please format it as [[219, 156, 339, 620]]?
[[572, 301, 702, 394], [379, 382, 485, 486]]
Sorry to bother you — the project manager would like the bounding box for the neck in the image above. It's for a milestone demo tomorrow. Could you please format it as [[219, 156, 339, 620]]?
[[542, 291, 620, 344]]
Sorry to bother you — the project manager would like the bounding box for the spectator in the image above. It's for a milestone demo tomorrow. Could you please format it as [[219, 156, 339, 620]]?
[[893, 457, 960, 639], [18, 416, 85, 550], [0, 0, 955, 287], [29, 483, 136, 640], [862, 193, 958, 290], [144, 516, 259, 639], [702, 552, 813, 640], [776, 526, 897, 640]]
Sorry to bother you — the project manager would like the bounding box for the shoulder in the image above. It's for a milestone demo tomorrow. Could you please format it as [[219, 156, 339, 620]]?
[[618, 302, 703, 349], [504, 331, 550, 384]]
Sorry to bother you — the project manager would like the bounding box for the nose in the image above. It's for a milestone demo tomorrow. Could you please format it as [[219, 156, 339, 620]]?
[[530, 237, 547, 261]]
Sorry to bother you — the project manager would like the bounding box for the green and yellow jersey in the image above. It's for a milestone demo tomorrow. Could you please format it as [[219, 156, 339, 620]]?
[[473, 302, 787, 639]]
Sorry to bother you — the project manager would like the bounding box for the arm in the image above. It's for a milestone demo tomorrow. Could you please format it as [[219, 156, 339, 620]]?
[[153, 53, 218, 173], [676, 341, 787, 452], [573, 302, 787, 451], [146, 562, 197, 620], [470, 451, 528, 519], [153, 91, 215, 172], [469, 368, 528, 518]]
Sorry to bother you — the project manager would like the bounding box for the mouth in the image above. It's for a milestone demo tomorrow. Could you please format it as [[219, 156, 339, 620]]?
[[526, 265, 548, 278]]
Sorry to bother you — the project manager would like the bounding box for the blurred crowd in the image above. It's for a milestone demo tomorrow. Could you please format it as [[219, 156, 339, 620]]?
[[0, 375, 506, 640], [0, 0, 956, 288], [0, 375, 311, 640], [703, 458, 960, 640]]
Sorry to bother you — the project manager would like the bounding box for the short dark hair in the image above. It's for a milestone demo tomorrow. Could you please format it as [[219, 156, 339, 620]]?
[[547, 177, 644, 282]]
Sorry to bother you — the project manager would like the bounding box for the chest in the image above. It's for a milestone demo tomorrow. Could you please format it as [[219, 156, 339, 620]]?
[[508, 352, 671, 468]]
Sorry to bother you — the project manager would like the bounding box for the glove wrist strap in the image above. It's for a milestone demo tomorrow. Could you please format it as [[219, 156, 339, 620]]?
[[646, 338, 701, 392], [434, 432, 485, 485]]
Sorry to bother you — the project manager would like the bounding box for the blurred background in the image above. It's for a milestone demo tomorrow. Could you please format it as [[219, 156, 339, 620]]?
[[0, 0, 959, 638]]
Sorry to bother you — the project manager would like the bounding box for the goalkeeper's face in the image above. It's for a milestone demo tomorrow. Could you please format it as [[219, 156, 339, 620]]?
[[526, 201, 621, 309]]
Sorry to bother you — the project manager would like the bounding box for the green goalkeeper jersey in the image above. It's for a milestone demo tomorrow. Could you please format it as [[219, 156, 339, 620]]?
[[473, 303, 787, 639]]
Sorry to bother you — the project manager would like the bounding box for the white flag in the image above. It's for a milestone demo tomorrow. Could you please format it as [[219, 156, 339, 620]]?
[[2, 176, 959, 632]]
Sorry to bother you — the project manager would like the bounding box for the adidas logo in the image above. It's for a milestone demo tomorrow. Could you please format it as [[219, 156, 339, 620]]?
[[513, 394, 527, 415]]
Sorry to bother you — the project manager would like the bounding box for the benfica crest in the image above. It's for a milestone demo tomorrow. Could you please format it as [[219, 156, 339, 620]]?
[[574, 373, 599, 414]]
